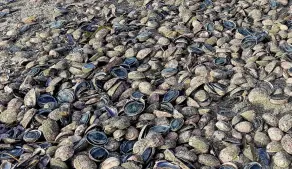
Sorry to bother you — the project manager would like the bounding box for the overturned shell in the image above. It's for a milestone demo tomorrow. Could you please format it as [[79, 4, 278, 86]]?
[[170, 118, 184, 131], [154, 161, 180, 169], [223, 20, 236, 30], [37, 94, 57, 108], [243, 162, 262, 169], [111, 66, 128, 79], [163, 89, 180, 102], [120, 140, 136, 154], [89, 146, 109, 162], [57, 89, 75, 103], [23, 129, 42, 143], [86, 130, 108, 145], [241, 36, 257, 49], [124, 100, 145, 116]]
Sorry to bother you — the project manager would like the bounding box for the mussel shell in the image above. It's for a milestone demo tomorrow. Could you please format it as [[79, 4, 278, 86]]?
[[170, 118, 184, 131], [241, 35, 257, 49], [223, 20, 236, 30], [149, 125, 170, 134], [120, 140, 136, 154], [74, 81, 92, 96], [237, 27, 253, 36], [82, 63, 96, 73], [123, 57, 139, 67], [280, 42, 292, 53], [219, 162, 238, 169], [23, 130, 42, 143], [0, 147, 23, 160], [205, 22, 214, 32], [27, 67, 41, 77], [104, 105, 118, 117], [187, 44, 204, 54], [37, 94, 57, 108], [86, 130, 108, 145], [37, 108, 51, 116], [131, 91, 146, 100], [160, 102, 174, 113], [257, 148, 270, 166], [154, 161, 180, 169], [142, 147, 155, 163], [243, 162, 262, 169], [111, 66, 128, 79], [57, 89, 75, 103], [254, 31, 268, 42], [163, 89, 179, 102], [124, 100, 145, 116], [214, 57, 227, 65], [89, 146, 109, 162]]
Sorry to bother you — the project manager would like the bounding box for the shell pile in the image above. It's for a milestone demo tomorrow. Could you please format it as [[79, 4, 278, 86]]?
[[0, 0, 291, 168]]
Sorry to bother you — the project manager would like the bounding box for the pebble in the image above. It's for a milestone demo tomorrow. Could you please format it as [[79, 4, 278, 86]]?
[[254, 131, 271, 147], [266, 141, 284, 153], [6, 29, 17, 36], [278, 114, 292, 132], [234, 121, 253, 133], [138, 81, 153, 95], [276, 0, 288, 5], [273, 152, 291, 168], [281, 134, 292, 154], [215, 121, 231, 131], [268, 127, 284, 141], [50, 158, 68, 169]]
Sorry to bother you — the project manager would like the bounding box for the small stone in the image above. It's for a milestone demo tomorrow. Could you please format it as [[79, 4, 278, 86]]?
[[219, 145, 240, 163], [234, 121, 253, 133], [254, 131, 271, 147], [198, 154, 220, 167], [188, 136, 209, 153], [279, 114, 292, 132], [55, 145, 74, 161], [262, 113, 278, 127], [268, 127, 284, 141], [266, 141, 283, 153], [273, 152, 291, 168], [281, 134, 292, 154], [6, 29, 18, 36]]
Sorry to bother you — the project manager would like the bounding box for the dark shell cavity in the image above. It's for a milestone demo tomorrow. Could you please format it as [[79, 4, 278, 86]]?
[[241, 35, 257, 49], [111, 66, 128, 79], [205, 22, 215, 32], [154, 161, 180, 169], [27, 67, 41, 77], [37, 94, 57, 108], [223, 20, 236, 30], [254, 31, 268, 42], [89, 146, 109, 162], [170, 118, 184, 131], [86, 130, 108, 145], [214, 57, 227, 65], [142, 147, 155, 163], [163, 89, 180, 102], [23, 129, 42, 143], [149, 125, 170, 134], [124, 100, 145, 116], [0, 147, 23, 160], [187, 44, 204, 54], [131, 91, 146, 100], [280, 42, 292, 53], [237, 27, 253, 36], [257, 148, 270, 166], [37, 108, 52, 116], [120, 140, 136, 154], [123, 57, 139, 67]]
